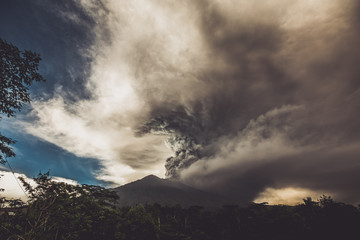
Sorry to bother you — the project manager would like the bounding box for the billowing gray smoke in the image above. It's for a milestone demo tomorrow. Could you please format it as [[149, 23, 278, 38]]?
[[27, 0, 360, 203], [135, 0, 360, 203], [137, 2, 292, 176], [138, 107, 206, 177]]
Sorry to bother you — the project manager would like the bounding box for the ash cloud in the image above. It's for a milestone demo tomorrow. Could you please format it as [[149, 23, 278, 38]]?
[[136, 0, 360, 203], [23, 0, 360, 203], [137, 2, 294, 178]]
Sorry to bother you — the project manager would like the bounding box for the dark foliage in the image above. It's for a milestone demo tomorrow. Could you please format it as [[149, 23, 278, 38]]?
[[1, 172, 122, 240], [1, 174, 360, 240], [0, 38, 45, 164]]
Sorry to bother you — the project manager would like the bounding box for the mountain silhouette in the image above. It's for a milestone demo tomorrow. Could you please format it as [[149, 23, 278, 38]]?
[[112, 175, 229, 208]]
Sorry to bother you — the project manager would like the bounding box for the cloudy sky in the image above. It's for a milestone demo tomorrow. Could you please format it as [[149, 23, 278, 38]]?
[[1, 0, 360, 205]]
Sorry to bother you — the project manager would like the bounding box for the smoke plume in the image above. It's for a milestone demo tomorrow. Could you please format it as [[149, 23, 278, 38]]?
[[25, 0, 360, 203]]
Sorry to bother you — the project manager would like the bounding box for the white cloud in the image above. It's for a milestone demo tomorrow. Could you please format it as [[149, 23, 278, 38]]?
[[21, 0, 207, 185], [0, 171, 78, 201], [0, 171, 33, 201], [52, 176, 79, 186]]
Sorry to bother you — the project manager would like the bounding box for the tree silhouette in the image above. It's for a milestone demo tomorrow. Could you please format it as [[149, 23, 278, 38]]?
[[0, 38, 45, 164], [3, 172, 121, 240], [2, 189, 360, 240]]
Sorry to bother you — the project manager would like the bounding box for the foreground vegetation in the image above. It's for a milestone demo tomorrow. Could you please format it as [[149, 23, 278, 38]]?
[[1, 173, 359, 240]]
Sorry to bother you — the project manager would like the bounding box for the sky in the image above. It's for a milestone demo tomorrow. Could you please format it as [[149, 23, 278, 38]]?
[[1, 0, 360, 205]]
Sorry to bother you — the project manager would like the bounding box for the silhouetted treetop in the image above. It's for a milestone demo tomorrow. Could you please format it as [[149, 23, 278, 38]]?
[[0, 38, 45, 164]]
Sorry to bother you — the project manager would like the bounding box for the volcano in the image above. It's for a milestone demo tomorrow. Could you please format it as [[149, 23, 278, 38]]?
[[112, 175, 229, 208]]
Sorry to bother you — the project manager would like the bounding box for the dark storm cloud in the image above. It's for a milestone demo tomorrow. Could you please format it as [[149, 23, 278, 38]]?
[[136, 0, 360, 203]]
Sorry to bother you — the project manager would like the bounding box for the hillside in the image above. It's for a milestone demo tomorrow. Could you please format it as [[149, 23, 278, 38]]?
[[112, 175, 228, 208]]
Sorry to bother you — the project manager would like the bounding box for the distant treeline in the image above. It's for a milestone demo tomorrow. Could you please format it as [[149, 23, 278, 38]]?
[[1, 173, 360, 240]]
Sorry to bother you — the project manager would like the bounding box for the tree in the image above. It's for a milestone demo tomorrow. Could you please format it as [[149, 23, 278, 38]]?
[[121, 204, 158, 240], [0, 38, 45, 164], [0, 172, 121, 240]]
